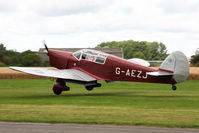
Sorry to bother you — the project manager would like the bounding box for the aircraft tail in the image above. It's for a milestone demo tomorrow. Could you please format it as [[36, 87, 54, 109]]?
[[159, 51, 189, 83]]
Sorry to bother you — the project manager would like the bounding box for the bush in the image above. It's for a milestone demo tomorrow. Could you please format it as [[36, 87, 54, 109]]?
[[0, 62, 6, 67], [191, 55, 199, 67], [43, 61, 50, 67], [22, 53, 41, 67]]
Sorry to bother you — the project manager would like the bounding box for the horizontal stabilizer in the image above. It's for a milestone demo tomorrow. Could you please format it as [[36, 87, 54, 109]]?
[[128, 58, 150, 67], [147, 71, 173, 76]]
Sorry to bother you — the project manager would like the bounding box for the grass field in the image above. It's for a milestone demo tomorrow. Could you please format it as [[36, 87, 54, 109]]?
[[0, 79, 199, 128]]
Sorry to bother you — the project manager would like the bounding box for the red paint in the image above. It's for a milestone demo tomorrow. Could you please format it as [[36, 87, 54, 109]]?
[[49, 49, 176, 85], [48, 49, 71, 69]]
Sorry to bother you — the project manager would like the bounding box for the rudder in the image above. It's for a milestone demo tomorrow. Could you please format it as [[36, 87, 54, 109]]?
[[160, 51, 189, 83]]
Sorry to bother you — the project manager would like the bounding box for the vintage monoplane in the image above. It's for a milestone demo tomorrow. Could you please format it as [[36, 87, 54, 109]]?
[[10, 44, 189, 95]]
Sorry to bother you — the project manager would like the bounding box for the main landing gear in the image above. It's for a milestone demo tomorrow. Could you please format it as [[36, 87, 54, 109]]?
[[53, 79, 70, 95], [172, 84, 177, 91], [85, 83, 101, 91], [52, 79, 102, 95]]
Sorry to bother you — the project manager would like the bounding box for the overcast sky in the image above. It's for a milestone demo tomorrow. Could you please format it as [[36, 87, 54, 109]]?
[[0, 0, 199, 57]]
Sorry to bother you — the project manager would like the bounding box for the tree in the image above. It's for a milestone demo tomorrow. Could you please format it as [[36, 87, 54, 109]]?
[[43, 61, 50, 67], [0, 44, 6, 51], [0, 52, 4, 61], [0, 44, 42, 66], [133, 52, 145, 59], [0, 44, 21, 66], [2, 56, 12, 65], [22, 53, 41, 67], [191, 55, 199, 66], [96, 40, 168, 60], [21, 50, 35, 56]]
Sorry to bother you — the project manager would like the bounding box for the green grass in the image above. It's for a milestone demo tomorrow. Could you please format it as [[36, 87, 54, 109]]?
[[0, 79, 199, 128]]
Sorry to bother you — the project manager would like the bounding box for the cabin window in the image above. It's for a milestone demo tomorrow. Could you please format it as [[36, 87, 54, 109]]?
[[86, 54, 96, 62], [82, 54, 86, 59], [73, 49, 107, 64], [73, 52, 81, 60], [95, 56, 105, 64], [82, 54, 96, 62]]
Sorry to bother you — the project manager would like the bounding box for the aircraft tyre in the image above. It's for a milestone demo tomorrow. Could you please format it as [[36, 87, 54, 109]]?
[[52, 79, 70, 95], [172, 85, 177, 91], [86, 86, 94, 91], [53, 87, 62, 95]]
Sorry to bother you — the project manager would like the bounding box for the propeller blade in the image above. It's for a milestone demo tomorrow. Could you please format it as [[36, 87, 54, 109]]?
[[43, 41, 49, 55], [43, 42, 48, 52], [44, 43, 48, 52]]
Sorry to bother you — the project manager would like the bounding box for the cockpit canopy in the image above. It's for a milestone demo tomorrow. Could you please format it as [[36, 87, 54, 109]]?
[[73, 49, 108, 64]]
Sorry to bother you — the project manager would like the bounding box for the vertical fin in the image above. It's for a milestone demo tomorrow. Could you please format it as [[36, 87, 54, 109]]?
[[160, 51, 189, 83]]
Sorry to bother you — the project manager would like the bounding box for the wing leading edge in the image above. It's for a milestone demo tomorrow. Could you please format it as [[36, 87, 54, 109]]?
[[9, 67, 96, 82]]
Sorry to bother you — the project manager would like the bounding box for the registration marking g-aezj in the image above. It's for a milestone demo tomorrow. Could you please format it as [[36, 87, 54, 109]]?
[[115, 67, 148, 79]]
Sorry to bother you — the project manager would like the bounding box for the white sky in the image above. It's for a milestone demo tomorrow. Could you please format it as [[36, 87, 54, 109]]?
[[0, 0, 199, 57]]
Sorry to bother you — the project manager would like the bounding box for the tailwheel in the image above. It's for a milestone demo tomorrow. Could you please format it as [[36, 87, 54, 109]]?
[[172, 85, 177, 91], [86, 86, 94, 91]]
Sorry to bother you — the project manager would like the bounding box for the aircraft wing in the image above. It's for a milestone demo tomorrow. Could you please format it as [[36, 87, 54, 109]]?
[[9, 67, 96, 82]]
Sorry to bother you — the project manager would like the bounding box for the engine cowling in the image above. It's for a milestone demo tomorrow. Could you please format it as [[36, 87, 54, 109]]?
[[48, 49, 71, 69]]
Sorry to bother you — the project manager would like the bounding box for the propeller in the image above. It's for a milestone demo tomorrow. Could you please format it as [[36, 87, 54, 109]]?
[[43, 40, 49, 56], [43, 40, 48, 52]]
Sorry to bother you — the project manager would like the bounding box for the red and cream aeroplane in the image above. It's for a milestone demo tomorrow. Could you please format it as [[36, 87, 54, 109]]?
[[10, 44, 189, 95]]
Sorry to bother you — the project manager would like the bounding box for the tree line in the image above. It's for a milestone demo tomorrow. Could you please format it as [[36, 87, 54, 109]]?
[[0, 40, 198, 67], [0, 44, 41, 67], [96, 40, 199, 66], [96, 40, 168, 60]]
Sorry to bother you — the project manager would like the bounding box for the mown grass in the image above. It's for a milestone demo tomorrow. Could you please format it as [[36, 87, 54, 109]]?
[[0, 79, 199, 128]]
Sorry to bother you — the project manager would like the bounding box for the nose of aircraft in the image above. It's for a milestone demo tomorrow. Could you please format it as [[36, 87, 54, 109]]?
[[48, 49, 71, 69]]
